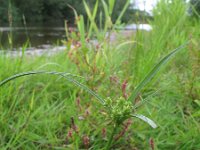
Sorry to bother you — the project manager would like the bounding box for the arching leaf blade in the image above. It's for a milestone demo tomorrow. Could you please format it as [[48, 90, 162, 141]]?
[[0, 71, 105, 104], [128, 42, 189, 103], [131, 114, 157, 129]]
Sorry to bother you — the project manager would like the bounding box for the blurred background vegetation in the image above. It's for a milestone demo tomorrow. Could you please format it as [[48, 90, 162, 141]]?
[[190, 0, 200, 17], [0, 0, 153, 26], [1, 0, 200, 26]]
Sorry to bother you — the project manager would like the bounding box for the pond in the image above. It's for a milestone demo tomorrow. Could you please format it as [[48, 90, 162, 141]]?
[[0, 24, 152, 52], [0, 26, 66, 50]]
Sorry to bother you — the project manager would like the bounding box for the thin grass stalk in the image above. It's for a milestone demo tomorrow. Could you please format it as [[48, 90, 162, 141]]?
[[115, 0, 130, 25], [83, 0, 99, 38], [8, 0, 13, 50], [105, 124, 118, 150]]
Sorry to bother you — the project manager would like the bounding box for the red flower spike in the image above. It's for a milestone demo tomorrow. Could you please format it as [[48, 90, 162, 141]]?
[[109, 75, 119, 84], [149, 138, 155, 150], [102, 128, 107, 138], [115, 119, 132, 141], [76, 97, 82, 111], [85, 109, 90, 116], [67, 129, 73, 139], [121, 80, 128, 99], [83, 135, 90, 149], [70, 117, 78, 133]]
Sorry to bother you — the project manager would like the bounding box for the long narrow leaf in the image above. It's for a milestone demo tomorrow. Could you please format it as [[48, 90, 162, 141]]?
[[83, 0, 99, 37], [109, 0, 115, 15], [67, 5, 86, 47], [0, 71, 105, 104], [61, 75, 105, 104], [128, 42, 188, 103], [101, 0, 111, 32], [131, 114, 157, 128], [79, 15, 86, 47], [115, 0, 130, 25], [101, 0, 109, 19], [67, 4, 78, 19]]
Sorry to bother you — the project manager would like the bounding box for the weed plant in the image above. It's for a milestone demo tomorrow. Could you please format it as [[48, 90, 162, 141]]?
[[0, 43, 187, 149], [0, 0, 199, 149]]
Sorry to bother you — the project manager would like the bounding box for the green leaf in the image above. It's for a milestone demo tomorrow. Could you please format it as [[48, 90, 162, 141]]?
[[101, 0, 109, 19], [115, 0, 130, 25], [78, 15, 86, 47], [131, 114, 157, 128], [194, 100, 200, 107], [67, 4, 86, 47], [0, 71, 105, 104], [67, 4, 78, 19], [128, 42, 189, 103], [101, 0, 111, 31], [109, 0, 115, 15], [83, 0, 99, 37]]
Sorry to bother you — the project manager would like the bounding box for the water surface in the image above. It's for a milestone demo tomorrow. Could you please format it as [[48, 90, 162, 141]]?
[[0, 24, 152, 52], [0, 26, 66, 50]]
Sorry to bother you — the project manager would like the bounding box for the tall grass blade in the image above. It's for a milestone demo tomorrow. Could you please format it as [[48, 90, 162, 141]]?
[[190, 3, 200, 18], [83, 0, 99, 37], [67, 4, 78, 19], [101, 0, 112, 31], [128, 42, 189, 103], [78, 15, 86, 47], [65, 20, 69, 38], [67, 4, 86, 46], [109, 0, 115, 15], [115, 40, 138, 51], [99, 11, 103, 30], [115, 0, 130, 25], [101, 0, 110, 19]]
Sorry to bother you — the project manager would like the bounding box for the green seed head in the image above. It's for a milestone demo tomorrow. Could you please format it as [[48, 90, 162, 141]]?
[[104, 97, 133, 124]]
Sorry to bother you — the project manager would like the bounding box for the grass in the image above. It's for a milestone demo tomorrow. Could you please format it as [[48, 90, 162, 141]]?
[[0, 0, 200, 149]]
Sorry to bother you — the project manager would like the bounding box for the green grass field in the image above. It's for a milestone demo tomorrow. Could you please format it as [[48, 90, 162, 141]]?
[[0, 0, 200, 149]]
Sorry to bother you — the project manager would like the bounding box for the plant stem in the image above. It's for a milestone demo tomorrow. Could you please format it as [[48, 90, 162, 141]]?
[[105, 124, 118, 150]]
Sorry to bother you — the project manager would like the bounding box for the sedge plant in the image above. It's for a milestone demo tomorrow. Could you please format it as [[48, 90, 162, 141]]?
[[0, 42, 188, 149]]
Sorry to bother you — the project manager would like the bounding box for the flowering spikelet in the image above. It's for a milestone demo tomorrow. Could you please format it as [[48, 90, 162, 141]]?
[[67, 128, 73, 138], [102, 128, 107, 139], [115, 119, 132, 141], [76, 96, 82, 111], [66, 128, 73, 144], [85, 108, 90, 117], [109, 75, 119, 84], [104, 97, 133, 124], [82, 135, 90, 149], [149, 137, 155, 150], [70, 117, 78, 133], [121, 80, 128, 99], [86, 38, 90, 43]]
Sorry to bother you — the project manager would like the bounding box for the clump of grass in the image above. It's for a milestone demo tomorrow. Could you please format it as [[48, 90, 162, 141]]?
[[0, 42, 187, 149], [1, 0, 199, 149]]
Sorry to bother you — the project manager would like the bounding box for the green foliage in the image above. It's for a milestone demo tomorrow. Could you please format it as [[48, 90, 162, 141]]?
[[0, 0, 200, 149], [0, 41, 187, 149], [190, 0, 200, 17], [0, 0, 132, 25], [128, 43, 188, 103], [0, 0, 20, 25]]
